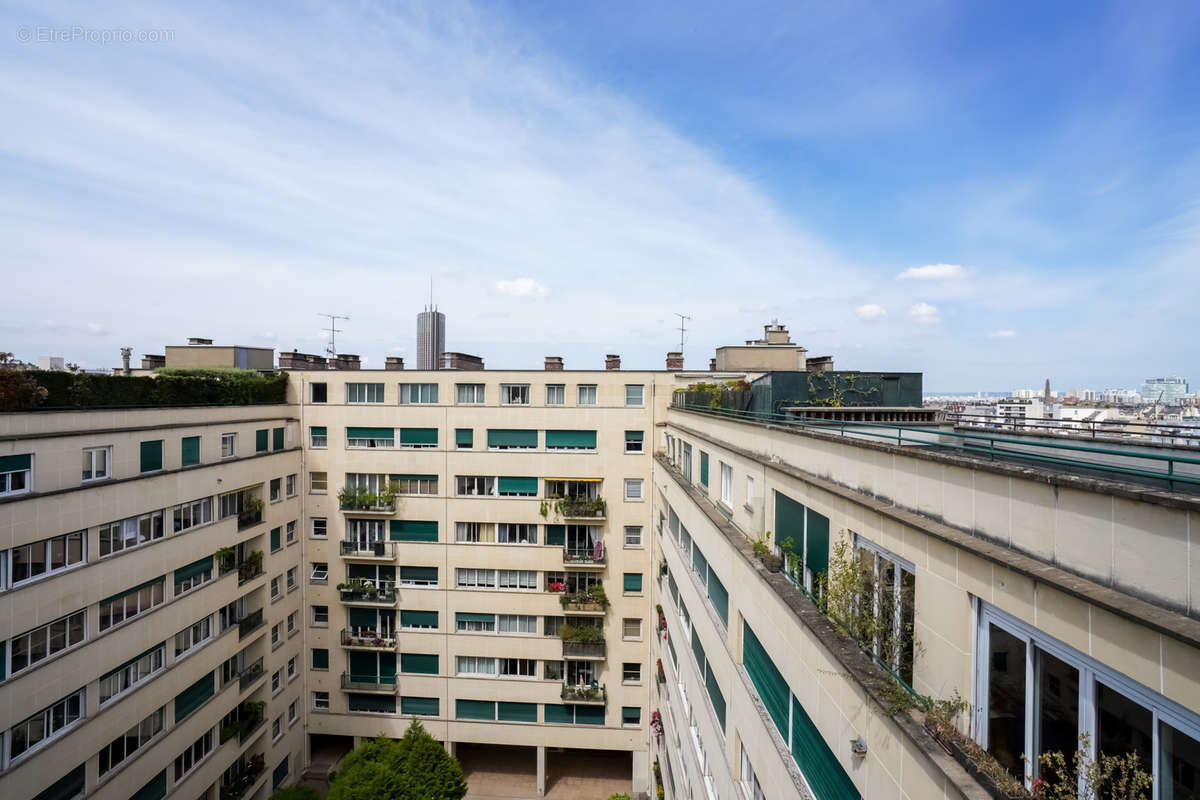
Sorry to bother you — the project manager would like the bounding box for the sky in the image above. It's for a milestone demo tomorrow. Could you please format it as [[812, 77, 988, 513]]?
[[2, 1, 1199, 391]]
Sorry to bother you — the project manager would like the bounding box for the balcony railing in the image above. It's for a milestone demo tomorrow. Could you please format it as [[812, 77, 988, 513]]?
[[563, 546, 606, 567], [338, 585, 398, 604], [339, 540, 397, 558], [340, 671, 397, 692], [340, 628, 397, 649], [562, 641, 606, 659], [237, 508, 263, 531], [238, 657, 264, 691], [561, 683, 607, 704], [238, 609, 264, 640], [338, 488, 396, 514], [219, 755, 266, 800], [237, 552, 265, 585], [555, 496, 606, 520]]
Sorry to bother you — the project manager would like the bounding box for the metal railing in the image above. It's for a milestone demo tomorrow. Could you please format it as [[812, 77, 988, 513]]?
[[340, 627, 397, 649], [238, 609, 264, 640], [238, 657, 264, 691], [671, 401, 1200, 491], [338, 586, 398, 604], [947, 411, 1200, 445], [340, 671, 397, 692], [563, 547, 606, 566], [561, 683, 606, 704], [339, 540, 398, 558], [562, 641, 606, 659]]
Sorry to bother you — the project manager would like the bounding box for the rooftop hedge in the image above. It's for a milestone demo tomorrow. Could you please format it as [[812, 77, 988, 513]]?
[[0, 367, 288, 411]]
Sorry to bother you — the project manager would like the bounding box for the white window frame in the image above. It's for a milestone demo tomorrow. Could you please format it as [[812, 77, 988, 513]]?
[[220, 433, 236, 458], [172, 496, 214, 535], [286, 520, 296, 544], [497, 614, 537, 634], [310, 471, 328, 493], [455, 475, 496, 496], [310, 561, 328, 582], [100, 644, 164, 704], [311, 517, 327, 538], [623, 618, 643, 639], [173, 615, 213, 659], [499, 657, 537, 678], [400, 568, 438, 588], [456, 568, 497, 589], [286, 474, 296, 497], [99, 511, 164, 558], [175, 561, 213, 595], [398, 382, 438, 404], [577, 384, 598, 405], [8, 688, 86, 764], [624, 478, 644, 501], [546, 384, 565, 405], [625, 384, 644, 406], [10, 530, 86, 585], [623, 662, 642, 682], [8, 610, 87, 676], [456, 383, 485, 404], [746, 475, 755, 507], [82, 446, 111, 482], [310, 427, 327, 448], [456, 655, 498, 676], [286, 567, 297, 591], [313, 691, 330, 711], [173, 730, 213, 782], [98, 706, 164, 776], [346, 382, 385, 403], [625, 431, 644, 454], [624, 526, 643, 548], [500, 383, 530, 405], [719, 463, 732, 507]]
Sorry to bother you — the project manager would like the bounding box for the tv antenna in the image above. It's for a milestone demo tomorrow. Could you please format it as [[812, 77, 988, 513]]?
[[674, 313, 692, 352], [318, 313, 349, 359]]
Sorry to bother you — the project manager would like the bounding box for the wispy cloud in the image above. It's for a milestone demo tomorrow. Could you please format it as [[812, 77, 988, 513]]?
[[494, 278, 549, 298], [898, 263, 967, 280], [907, 302, 940, 324], [988, 329, 1016, 339], [854, 303, 887, 320]]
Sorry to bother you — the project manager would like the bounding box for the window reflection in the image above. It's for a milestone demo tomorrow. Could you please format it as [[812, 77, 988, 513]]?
[[988, 624, 1026, 778]]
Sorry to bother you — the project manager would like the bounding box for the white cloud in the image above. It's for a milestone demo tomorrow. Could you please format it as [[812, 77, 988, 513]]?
[[907, 302, 940, 324], [987, 329, 1016, 339], [494, 278, 549, 298], [898, 263, 967, 280], [854, 303, 887, 320]]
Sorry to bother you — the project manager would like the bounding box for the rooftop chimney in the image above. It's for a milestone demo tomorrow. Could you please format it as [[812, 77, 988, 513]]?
[[385, 357, 405, 371], [332, 353, 361, 370], [605, 354, 621, 371], [141, 354, 165, 369], [709, 357, 717, 371], [666, 351, 684, 370], [187, 337, 213, 346], [545, 356, 564, 371], [120, 347, 132, 377]]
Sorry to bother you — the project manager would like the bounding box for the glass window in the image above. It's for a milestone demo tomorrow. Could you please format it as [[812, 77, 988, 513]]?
[[11, 531, 86, 583], [1161, 722, 1200, 800], [312, 518, 327, 538], [625, 384, 644, 406], [313, 691, 330, 710], [623, 618, 642, 639], [1096, 683, 1153, 783], [310, 561, 328, 582], [10, 611, 87, 674], [398, 383, 438, 404], [456, 383, 485, 404], [720, 463, 732, 506], [286, 474, 296, 496], [221, 433, 236, 458], [82, 446, 111, 481], [310, 426, 327, 448], [987, 623, 1026, 779], [346, 383, 385, 403], [577, 384, 597, 405], [500, 384, 529, 405], [623, 663, 641, 682], [310, 471, 327, 492], [624, 479, 643, 500], [624, 526, 642, 547], [310, 382, 327, 403], [546, 384, 565, 405]]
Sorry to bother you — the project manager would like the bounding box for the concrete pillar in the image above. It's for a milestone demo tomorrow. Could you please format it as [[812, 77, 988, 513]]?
[[632, 749, 650, 797], [537, 745, 547, 796], [444, 740, 456, 757]]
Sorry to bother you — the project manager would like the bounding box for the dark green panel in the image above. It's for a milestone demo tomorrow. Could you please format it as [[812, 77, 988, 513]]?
[[401, 653, 438, 674], [139, 440, 162, 472], [497, 476, 538, 494], [623, 573, 642, 593], [743, 623, 789, 738], [705, 669, 726, 730], [488, 429, 537, 448], [400, 428, 438, 445], [693, 546, 708, 586], [455, 428, 473, 446], [708, 571, 729, 626], [348, 693, 395, 713], [310, 426, 327, 436], [545, 430, 596, 448], [544, 704, 573, 724], [806, 509, 831, 578], [380, 652, 396, 681], [456, 612, 495, 624], [349, 651, 378, 682], [270, 527, 281, 551], [347, 427, 394, 439], [622, 706, 641, 725], [401, 610, 438, 627], [348, 607, 378, 628], [126, 769, 165, 800], [173, 556, 211, 584], [700, 452, 709, 486], [691, 629, 706, 671], [181, 436, 200, 466], [775, 491, 806, 555], [400, 566, 437, 583], [625, 430, 644, 442], [545, 525, 565, 546], [312, 648, 329, 669], [792, 695, 861, 799], [401, 696, 439, 716], [391, 474, 437, 482], [498, 702, 537, 722], [273, 756, 289, 789], [456, 699, 496, 720], [255, 429, 268, 452], [0, 454, 31, 472], [574, 706, 604, 725], [174, 671, 214, 723], [390, 520, 438, 542], [272, 427, 284, 450]]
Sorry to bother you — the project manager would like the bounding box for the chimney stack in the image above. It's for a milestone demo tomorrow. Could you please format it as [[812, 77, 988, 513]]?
[[385, 357, 405, 371], [605, 354, 621, 371], [332, 353, 361, 370], [187, 337, 213, 346], [120, 347, 132, 376], [709, 357, 717, 371], [666, 351, 684, 370], [141, 354, 165, 369], [544, 356, 564, 371]]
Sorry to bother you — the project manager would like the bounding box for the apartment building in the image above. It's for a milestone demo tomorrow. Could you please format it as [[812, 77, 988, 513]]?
[[652, 397, 1200, 800]]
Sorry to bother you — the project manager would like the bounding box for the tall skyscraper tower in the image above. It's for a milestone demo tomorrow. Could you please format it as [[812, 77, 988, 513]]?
[[416, 305, 445, 369]]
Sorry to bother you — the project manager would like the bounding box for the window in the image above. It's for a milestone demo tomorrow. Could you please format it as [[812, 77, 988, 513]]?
[[0, 454, 32, 497], [173, 730, 213, 781], [623, 573, 643, 594], [577, 384, 597, 405], [286, 520, 296, 543], [546, 384, 565, 405], [139, 439, 163, 472], [9, 689, 85, 761], [500, 383, 529, 405], [746, 475, 755, 506], [488, 429, 538, 450], [313, 691, 330, 711], [11, 530, 85, 584], [624, 430, 644, 453], [625, 384, 644, 406], [347, 426, 394, 448], [310, 382, 327, 403], [624, 478, 643, 500], [272, 670, 281, 693], [720, 462, 732, 506], [394, 474, 437, 495], [82, 446, 111, 481], [498, 569, 538, 590], [312, 605, 329, 626], [286, 474, 296, 497], [455, 522, 494, 543], [457, 656, 497, 676], [287, 567, 297, 590], [312, 648, 329, 670], [99, 578, 165, 631], [288, 611, 297, 633], [457, 568, 496, 589], [624, 526, 643, 547], [498, 476, 538, 497], [288, 701, 297, 723], [849, 536, 917, 683], [401, 696, 439, 717], [499, 658, 537, 677], [456, 475, 495, 496], [622, 706, 642, 726], [100, 644, 164, 703], [310, 561, 328, 582], [347, 382, 385, 403], [399, 427, 438, 448], [273, 426, 284, 450], [270, 527, 282, 552], [99, 511, 164, 557], [623, 618, 642, 639], [9, 611, 86, 675], [623, 663, 642, 682], [271, 576, 281, 600], [272, 716, 281, 740], [174, 556, 213, 594], [310, 471, 327, 492], [497, 523, 538, 544], [221, 433, 237, 458], [288, 656, 297, 679], [256, 429, 269, 453], [545, 430, 596, 450], [401, 610, 438, 630], [456, 383, 485, 404], [399, 382, 438, 404], [682, 442, 693, 481], [310, 426, 327, 448], [98, 706, 165, 775], [400, 566, 438, 587], [740, 745, 767, 800], [174, 616, 212, 658], [270, 477, 281, 502], [172, 496, 213, 534], [700, 451, 709, 486], [457, 613, 495, 632], [312, 517, 327, 538], [497, 614, 537, 634], [455, 428, 473, 449]]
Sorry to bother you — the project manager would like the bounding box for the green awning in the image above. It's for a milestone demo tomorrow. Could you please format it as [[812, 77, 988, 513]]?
[[100, 643, 163, 683], [390, 474, 437, 482], [455, 428, 473, 446], [348, 693, 395, 713], [401, 566, 437, 583], [625, 430, 644, 442], [792, 694, 860, 799], [401, 653, 438, 674], [743, 623, 789, 738], [173, 556, 212, 584], [0, 454, 31, 472], [174, 671, 214, 723], [456, 612, 495, 624], [401, 610, 438, 627], [456, 699, 496, 720], [347, 427, 394, 439], [390, 520, 438, 542], [488, 429, 537, 448], [497, 476, 538, 494], [498, 702, 537, 722], [348, 607, 378, 627], [546, 430, 596, 448], [401, 696, 439, 716], [708, 571, 729, 626], [400, 428, 438, 445], [310, 426, 327, 436]]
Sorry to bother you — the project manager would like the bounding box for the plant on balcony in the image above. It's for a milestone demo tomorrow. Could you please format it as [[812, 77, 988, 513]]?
[[245, 495, 264, 514], [656, 658, 666, 683], [547, 580, 565, 593], [379, 480, 399, 506], [546, 495, 607, 520], [559, 623, 604, 644], [216, 545, 236, 573], [753, 531, 782, 571], [558, 582, 608, 610], [337, 578, 376, 595], [239, 549, 264, 580], [562, 683, 604, 702]]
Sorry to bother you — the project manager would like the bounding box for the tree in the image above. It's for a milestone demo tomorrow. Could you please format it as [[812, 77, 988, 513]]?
[[328, 721, 466, 800], [269, 786, 320, 800]]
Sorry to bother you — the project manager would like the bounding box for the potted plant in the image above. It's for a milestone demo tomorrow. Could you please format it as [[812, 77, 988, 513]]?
[[216, 545, 236, 573], [245, 496, 264, 515]]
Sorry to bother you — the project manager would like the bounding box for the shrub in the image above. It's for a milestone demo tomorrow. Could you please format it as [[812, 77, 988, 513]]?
[[328, 721, 466, 800], [269, 786, 320, 800]]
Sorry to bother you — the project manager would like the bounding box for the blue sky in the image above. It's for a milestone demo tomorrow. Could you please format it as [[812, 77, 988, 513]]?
[[2, 0, 1198, 390]]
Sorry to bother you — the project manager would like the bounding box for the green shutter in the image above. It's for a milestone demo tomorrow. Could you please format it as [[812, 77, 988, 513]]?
[[391, 474, 437, 482], [575, 706, 604, 725], [456, 699, 496, 720], [173, 556, 211, 584], [455, 428, 473, 447], [706, 670, 727, 730], [310, 426, 327, 437], [545, 430, 596, 448], [401, 610, 438, 628], [792, 694, 861, 799], [270, 527, 281, 551], [743, 623, 789, 738], [347, 427, 394, 439], [806, 509, 831, 578], [488, 429, 537, 448], [312, 648, 329, 669], [273, 756, 289, 789], [0, 454, 31, 472], [545, 525, 565, 546], [256, 429, 268, 452], [380, 652, 396, 682], [272, 427, 284, 450], [775, 491, 805, 557], [693, 546, 708, 586], [625, 430, 644, 443], [623, 573, 643, 593], [0, 640, 5, 682], [102, 577, 163, 607], [691, 629, 706, 670], [498, 702, 537, 722], [708, 571, 729, 626], [127, 770, 166, 800], [348, 607, 378, 628], [401, 653, 438, 674], [544, 704, 573, 724], [390, 520, 438, 542], [174, 671, 215, 723], [350, 651, 379, 682], [497, 476, 538, 494], [181, 436, 200, 467], [622, 706, 641, 725], [456, 612, 495, 624], [700, 452, 709, 486], [401, 696, 439, 716], [400, 566, 437, 583], [400, 428, 438, 445], [348, 693, 395, 713], [139, 440, 162, 472]]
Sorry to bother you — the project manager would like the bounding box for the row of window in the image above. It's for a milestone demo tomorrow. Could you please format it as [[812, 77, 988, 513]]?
[[311, 690, 642, 727], [313, 426, 647, 453], [315, 381, 646, 407], [666, 434, 754, 510], [311, 472, 644, 500]]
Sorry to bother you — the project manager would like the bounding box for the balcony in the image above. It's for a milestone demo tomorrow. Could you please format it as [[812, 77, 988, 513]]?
[[555, 496, 606, 521], [338, 486, 396, 515], [560, 622, 605, 659], [238, 608, 265, 640], [237, 551, 264, 585], [339, 540, 398, 559], [563, 545, 606, 569], [562, 641, 606, 660], [561, 683, 607, 705], [237, 506, 263, 531], [557, 585, 609, 615], [238, 657, 265, 691], [219, 701, 266, 745], [219, 754, 266, 800], [338, 583, 397, 605], [340, 628, 397, 650], [340, 671, 397, 693]]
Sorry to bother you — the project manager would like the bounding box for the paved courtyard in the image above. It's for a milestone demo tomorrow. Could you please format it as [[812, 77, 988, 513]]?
[[460, 743, 633, 800]]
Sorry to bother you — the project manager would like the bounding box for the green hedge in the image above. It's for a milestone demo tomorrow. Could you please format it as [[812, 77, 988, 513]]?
[[11, 369, 288, 410]]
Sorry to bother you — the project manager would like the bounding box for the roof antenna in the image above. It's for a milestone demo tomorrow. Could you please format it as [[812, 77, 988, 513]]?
[[318, 313, 349, 359], [674, 312, 692, 351]]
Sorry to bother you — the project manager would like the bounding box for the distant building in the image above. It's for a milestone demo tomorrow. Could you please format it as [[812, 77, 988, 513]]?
[[1141, 377, 1189, 406], [713, 321, 807, 372], [36, 356, 65, 371], [164, 337, 275, 370], [441, 351, 484, 370], [416, 306, 445, 370]]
